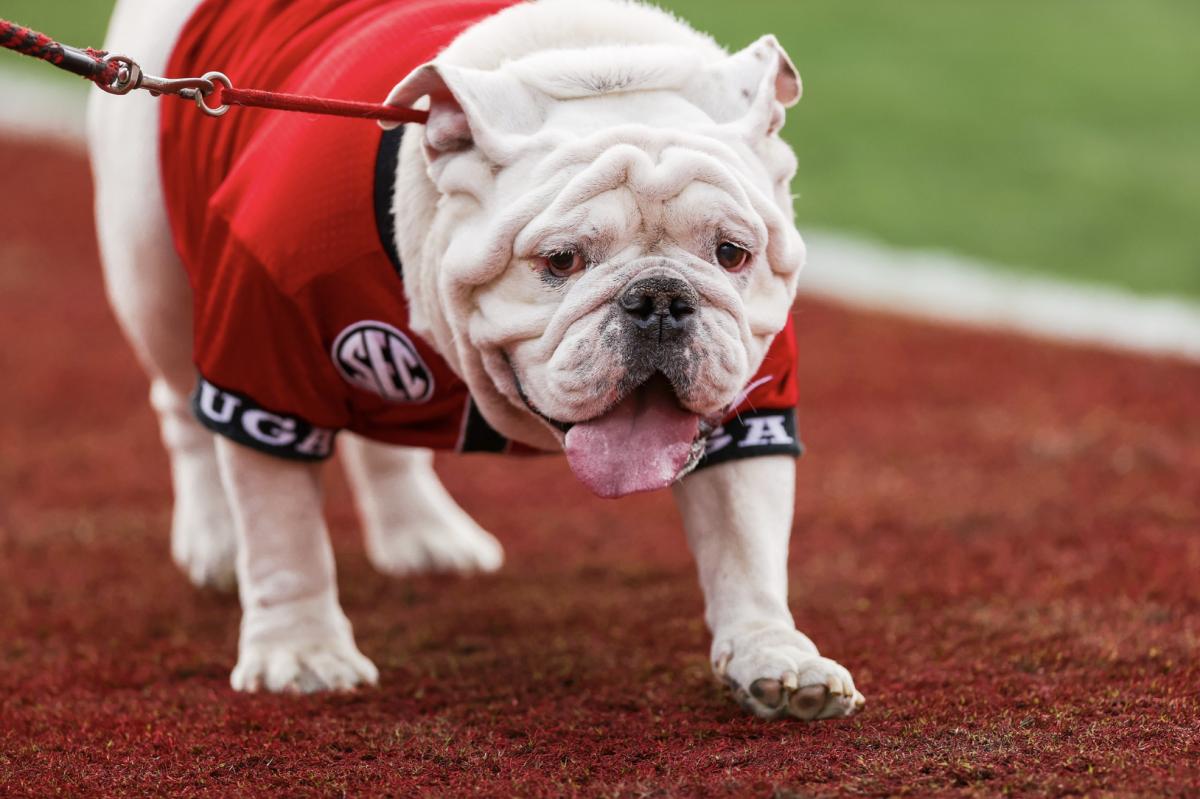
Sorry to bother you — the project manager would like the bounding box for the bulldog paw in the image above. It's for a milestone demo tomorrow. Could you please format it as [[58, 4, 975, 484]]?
[[713, 627, 865, 721], [365, 517, 504, 577], [231, 639, 379, 694], [170, 483, 237, 592], [232, 598, 378, 694]]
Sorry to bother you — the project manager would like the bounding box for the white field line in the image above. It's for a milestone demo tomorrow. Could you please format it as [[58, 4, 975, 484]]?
[[0, 72, 88, 147], [2, 69, 1198, 363], [800, 233, 1200, 362]]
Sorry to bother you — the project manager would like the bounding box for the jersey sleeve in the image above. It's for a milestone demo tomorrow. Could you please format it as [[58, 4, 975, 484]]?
[[188, 229, 349, 462], [694, 314, 804, 471]]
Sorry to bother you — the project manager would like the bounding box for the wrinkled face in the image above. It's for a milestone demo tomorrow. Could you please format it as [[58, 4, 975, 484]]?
[[506, 133, 776, 423], [390, 37, 805, 497]]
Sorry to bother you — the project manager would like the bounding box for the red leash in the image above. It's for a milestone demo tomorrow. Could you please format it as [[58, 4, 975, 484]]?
[[216, 84, 427, 122], [0, 17, 429, 125]]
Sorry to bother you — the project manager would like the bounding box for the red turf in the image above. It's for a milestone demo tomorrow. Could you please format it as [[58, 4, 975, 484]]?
[[0, 138, 1197, 797]]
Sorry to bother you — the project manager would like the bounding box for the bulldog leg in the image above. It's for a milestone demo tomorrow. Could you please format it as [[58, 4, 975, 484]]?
[[90, 92, 237, 590], [339, 436, 503, 577], [152, 380, 238, 591], [92, 219, 237, 592], [673, 455, 865, 721], [216, 438, 378, 693]]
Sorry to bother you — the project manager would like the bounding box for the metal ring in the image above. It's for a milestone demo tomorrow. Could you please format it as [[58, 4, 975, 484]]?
[[195, 71, 233, 117], [98, 54, 141, 95]]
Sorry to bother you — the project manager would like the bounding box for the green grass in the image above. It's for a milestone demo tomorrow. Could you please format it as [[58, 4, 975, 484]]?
[[3, 0, 1198, 298], [670, 0, 1200, 299]]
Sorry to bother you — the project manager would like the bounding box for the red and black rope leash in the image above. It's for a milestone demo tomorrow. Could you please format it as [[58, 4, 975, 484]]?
[[0, 18, 121, 84], [0, 17, 429, 125]]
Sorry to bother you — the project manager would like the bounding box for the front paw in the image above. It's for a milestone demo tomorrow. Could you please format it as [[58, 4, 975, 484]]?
[[713, 626, 866, 721], [232, 638, 378, 694], [231, 597, 379, 694]]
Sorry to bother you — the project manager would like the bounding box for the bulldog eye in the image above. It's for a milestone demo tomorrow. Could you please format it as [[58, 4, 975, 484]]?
[[542, 250, 586, 279], [716, 242, 751, 271]]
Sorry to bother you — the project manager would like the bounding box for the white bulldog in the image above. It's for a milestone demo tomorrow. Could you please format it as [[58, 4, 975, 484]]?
[[88, 0, 864, 720]]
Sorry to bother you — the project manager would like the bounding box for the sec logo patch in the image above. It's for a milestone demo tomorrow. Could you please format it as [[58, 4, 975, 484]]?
[[332, 321, 434, 403]]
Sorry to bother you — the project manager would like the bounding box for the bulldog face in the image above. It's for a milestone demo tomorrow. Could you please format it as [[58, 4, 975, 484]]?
[[388, 36, 805, 497]]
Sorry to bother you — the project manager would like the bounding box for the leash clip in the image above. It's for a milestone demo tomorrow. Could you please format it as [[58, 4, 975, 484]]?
[[96, 54, 231, 116]]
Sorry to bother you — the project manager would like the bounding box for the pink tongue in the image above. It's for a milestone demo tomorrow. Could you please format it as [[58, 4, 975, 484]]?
[[565, 379, 700, 498]]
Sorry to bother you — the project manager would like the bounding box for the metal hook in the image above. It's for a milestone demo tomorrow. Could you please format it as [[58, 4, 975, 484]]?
[[96, 54, 227, 116], [140, 72, 217, 99]]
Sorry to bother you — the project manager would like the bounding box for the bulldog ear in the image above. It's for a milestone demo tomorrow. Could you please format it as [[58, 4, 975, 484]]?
[[383, 63, 546, 161], [687, 35, 801, 137]]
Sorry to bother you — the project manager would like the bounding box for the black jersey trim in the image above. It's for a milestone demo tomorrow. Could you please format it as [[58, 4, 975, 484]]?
[[693, 407, 803, 471], [191, 376, 338, 462], [459, 399, 509, 453], [373, 125, 406, 277]]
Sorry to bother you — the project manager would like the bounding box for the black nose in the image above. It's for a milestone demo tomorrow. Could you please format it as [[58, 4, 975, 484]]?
[[619, 276, 698, 342]]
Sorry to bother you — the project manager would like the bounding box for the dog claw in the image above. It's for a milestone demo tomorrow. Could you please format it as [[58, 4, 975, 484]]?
[[828, 675, 848, 697]]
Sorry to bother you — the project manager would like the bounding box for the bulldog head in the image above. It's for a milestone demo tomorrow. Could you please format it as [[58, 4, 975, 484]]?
[[387, 30, 805, 498]]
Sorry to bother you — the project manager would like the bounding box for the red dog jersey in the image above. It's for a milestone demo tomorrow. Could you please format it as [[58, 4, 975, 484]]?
[[162, 0, 803, 468]]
